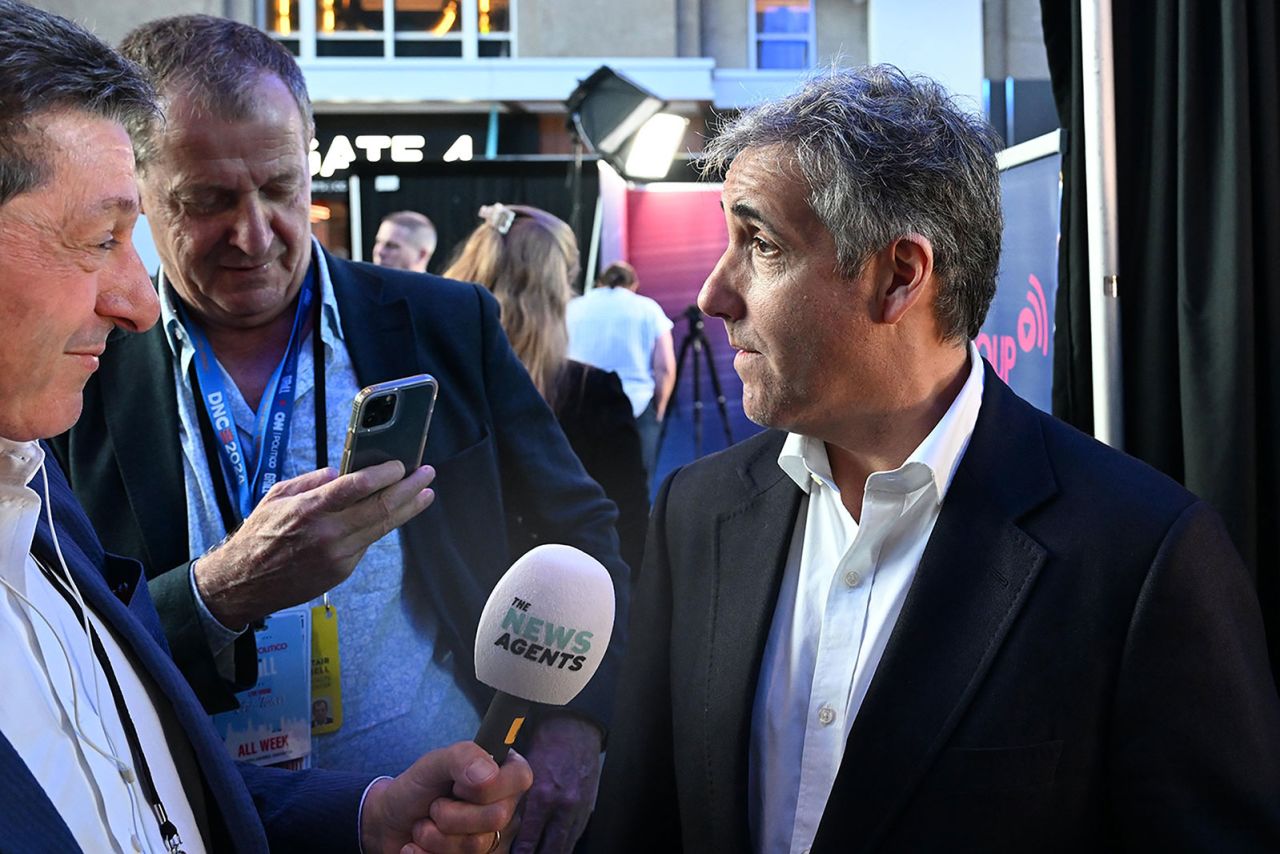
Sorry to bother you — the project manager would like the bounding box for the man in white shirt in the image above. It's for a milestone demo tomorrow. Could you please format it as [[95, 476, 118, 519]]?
[[0, 3, 529, 850], [567, 261, 676, 477], [591, 66, 1280, 852]]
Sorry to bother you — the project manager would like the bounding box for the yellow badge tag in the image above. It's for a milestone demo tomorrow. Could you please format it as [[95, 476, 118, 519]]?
[[310, 603, 342, 734]]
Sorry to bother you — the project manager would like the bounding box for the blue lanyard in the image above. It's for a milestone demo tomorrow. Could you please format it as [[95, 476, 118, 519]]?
[[182, 273, 317, 522]]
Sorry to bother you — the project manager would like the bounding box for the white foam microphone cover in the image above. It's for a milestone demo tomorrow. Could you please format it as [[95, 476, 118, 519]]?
[[474, 544, 615, 706]]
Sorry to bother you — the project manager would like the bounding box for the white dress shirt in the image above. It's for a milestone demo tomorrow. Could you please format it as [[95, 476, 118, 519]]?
[[749, 345, 985, 854], [0, 438, 204, 853]]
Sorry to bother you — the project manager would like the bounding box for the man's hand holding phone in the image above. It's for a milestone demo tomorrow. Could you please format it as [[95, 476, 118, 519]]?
[[196, 374, 439, 627], [194, 460, 435, 629], [340, 375, 438, 476]]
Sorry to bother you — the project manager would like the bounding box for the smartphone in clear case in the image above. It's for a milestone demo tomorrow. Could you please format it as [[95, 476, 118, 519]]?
[[338, 374, 438, 476]]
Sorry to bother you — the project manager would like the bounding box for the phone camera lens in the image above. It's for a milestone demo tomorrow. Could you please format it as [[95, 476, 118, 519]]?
[[361, 393, 397, 429]]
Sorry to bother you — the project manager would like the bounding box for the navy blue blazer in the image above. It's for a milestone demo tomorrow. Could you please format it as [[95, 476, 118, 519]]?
[[5, 449, 372, 853], [51, 251, 628, 727], [590, 362, 1280, 852]]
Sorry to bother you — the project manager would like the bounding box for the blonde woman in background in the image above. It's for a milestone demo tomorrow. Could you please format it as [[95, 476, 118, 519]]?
[[445, 204, 650, 576]]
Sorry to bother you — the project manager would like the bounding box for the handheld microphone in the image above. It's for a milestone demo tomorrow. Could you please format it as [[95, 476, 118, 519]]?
[[473, 544, 615, 762]]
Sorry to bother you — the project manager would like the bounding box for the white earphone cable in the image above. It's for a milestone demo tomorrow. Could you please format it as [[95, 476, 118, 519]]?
[[7, 460, 157, 851]]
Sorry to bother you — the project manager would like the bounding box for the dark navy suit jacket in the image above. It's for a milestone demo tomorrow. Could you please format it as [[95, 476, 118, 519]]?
[[51, 251, 628, 729], [591, 362, 1280, 852], [6, 449, 371, 853]]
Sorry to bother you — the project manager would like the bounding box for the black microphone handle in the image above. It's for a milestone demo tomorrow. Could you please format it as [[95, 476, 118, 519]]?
[[474, 691, 532, 763]]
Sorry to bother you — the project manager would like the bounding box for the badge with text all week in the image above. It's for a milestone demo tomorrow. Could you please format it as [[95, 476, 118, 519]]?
[[211, 607, 312, 767]]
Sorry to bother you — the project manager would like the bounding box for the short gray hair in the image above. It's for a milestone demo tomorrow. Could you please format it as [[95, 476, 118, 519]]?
[[0, 0, 157, 205], [120, 15, 313, 170], [383, 210, 438, 251], [702, 65, 1002, 343]]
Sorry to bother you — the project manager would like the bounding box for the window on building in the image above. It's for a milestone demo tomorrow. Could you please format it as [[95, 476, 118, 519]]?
[[314, 0, 385, 57], [266, 0, 301, 53], [751, 0, 814, 70], [477, 0, 513, 57], [394, 0, 465, 58], [262, 0, 513, 59]]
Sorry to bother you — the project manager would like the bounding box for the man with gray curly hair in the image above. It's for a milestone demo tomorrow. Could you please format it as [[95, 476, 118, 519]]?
[[591, 66, 1280, 852]]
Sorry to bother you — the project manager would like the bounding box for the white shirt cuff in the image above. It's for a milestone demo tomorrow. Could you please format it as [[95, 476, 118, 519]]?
[[358, 776, 395, 853]]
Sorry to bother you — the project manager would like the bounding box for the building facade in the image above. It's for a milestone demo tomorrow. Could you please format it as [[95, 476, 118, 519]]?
[[36, 0, 1051, 269], [32, 0, 1056, 494]]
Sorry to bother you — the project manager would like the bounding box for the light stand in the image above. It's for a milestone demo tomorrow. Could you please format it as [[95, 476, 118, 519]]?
[[655, 305, 734, 464]]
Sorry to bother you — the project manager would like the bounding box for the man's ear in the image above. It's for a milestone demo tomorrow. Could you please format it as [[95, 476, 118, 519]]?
[[880, 234, 934, 325]]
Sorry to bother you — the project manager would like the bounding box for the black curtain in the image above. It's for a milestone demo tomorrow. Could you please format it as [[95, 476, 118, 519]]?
[[1042, 0, 1280, 682]]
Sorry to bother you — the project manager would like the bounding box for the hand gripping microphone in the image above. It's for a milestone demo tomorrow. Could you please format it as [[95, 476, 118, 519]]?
[[473, 544, 616, 762]]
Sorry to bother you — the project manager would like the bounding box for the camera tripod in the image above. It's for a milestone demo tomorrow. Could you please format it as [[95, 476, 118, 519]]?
[[655, 305, 734, 463]]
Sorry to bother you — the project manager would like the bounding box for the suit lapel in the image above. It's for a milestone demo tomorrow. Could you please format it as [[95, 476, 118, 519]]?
[[815, 369, 1058, 851], [99, 324, 188, 570], [326, 253, 419, 387], [700, 434, 801, 850]]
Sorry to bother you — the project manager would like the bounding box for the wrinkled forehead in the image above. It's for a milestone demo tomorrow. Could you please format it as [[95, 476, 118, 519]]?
[[160, 70, 311, 135], [142, 85, 310, 188], [152, 75, 307, 151], [723, 146, 815, 221], [28, 109, 139, 200]]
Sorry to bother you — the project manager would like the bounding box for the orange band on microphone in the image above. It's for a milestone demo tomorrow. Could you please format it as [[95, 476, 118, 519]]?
[[504, 717, 525, 745]]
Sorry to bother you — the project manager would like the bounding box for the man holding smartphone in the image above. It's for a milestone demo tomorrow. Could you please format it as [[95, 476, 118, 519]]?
[[51, 15, 627, 853], [0, 3, 530, 851]]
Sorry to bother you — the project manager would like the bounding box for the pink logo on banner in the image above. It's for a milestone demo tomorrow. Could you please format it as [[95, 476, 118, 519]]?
[[976, 274, 1051, 382], [1018, 274, 1049, 356]]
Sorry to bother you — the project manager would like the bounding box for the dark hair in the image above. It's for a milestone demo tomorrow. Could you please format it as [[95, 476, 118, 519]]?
[[597, 261, 638, 289], [702, 65, 1002, 343], [119, 15, 313, 170], [0, 0, 157, 205]]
